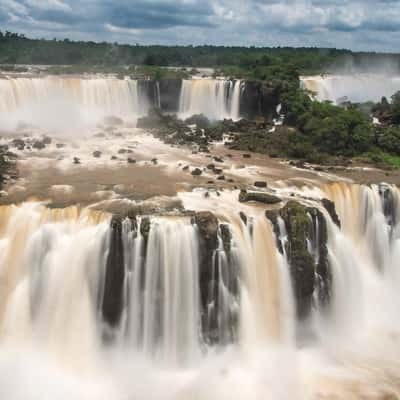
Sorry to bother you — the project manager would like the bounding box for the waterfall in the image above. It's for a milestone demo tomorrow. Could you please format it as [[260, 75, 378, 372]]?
[[1, 183, 400, 398], [301, 74, 400, 104], [178, 79, 242, 121], [0, 77, 148, 131]]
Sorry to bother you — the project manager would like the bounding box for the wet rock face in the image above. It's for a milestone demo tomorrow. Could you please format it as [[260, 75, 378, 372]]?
[[195, 211, 219, 246], [102, 216, 126, 327], [240, 81, 280, 121], [379, 185, 397, 227], [193, 212, 219, 338], [321, 198, 341, 227], [266, 201, 332, 319], [307, 208, 331, 308], [193, 213, 239, 345], [158, 79, 183, 112]]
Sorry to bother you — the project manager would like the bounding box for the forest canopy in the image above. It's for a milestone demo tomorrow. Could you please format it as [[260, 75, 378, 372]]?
[[1, 31, 400, 75]]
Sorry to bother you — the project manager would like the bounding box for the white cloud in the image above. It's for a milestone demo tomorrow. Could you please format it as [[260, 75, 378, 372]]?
[[0, 0, 399, 51]]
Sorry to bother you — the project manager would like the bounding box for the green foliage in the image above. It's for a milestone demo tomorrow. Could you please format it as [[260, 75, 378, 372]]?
[[390, 91, 400, 124], [1, 30, 400, 76], [376, 126, 400, 154]]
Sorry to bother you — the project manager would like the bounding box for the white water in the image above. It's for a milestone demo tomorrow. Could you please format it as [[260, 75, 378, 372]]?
[[179, 79, 242, 121], [0, 77, 147, 132], [301, 74, 400, 103], [1, 183, 400, 399]]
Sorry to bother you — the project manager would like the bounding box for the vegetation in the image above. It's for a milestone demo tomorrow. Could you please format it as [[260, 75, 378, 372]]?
[[1, 30, 400, 76]]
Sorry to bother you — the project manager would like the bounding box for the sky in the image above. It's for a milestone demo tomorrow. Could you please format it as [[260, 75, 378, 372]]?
[[0, 0, 399, 51]]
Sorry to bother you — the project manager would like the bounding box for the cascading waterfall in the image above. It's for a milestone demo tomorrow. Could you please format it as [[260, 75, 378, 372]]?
[[301, 74, 400, 104], [1, 182, 400, 399], [0, 77, 148, 131], [178, 79, 242, 121]]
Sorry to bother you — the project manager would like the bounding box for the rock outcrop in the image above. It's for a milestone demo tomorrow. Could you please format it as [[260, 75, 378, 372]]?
[[266, 201, 332, 319], [240, 81, 280, 121], [102, 216, 127, 328], [239, 189, 281, 205]]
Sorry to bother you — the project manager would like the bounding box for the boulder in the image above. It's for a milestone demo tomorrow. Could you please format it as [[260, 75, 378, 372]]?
[[254, 181, 267, 188], [185, 114, 211, 129], [191, 168, 202, 176], [32, 140, 45, 150], [42, 136, 52, 145], [239, 189, 281, 204]]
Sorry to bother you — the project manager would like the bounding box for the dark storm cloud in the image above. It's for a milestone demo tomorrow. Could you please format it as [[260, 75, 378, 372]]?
[[0, 0, 399, 51]]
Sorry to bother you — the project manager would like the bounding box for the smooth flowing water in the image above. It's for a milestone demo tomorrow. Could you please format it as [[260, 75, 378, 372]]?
[[301, 74, 400, 103], [0, 182, 399, 399], [0, 77, 147, 131], [179, 79, 242, 121]]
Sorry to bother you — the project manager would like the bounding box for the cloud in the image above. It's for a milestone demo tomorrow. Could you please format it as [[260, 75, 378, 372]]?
[[0, 0, 399, 51]]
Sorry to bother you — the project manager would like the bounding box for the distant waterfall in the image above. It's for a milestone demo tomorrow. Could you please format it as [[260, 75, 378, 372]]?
[[301, 74, 400, 103], [0, 77, 148, 131], [178, 79, 242, 121]]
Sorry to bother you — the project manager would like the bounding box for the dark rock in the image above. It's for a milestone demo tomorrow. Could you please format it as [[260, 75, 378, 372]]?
[[213, 168, 223, 174], [195, 211, 218, 245], [182, 165, 189, 171], [265, 201, 332, 319], [213, 156, 224, 163], [254, 181, 267, 188], [217, 175, 225, 180], [140, 217, 151, 241], [239, 189, 281, 204], [240, 81, 280, 121], [220, 224, 231, 253], [102, 216, 126, 327], [243, 153, 251, 158], [32, 141, 45, 150], [73, 157, 80, 164], [185, 114, 211, 129], [321, 198, 341, 227], [158, 79, 182, 112], [191, 168, 202, 176], [42, 136, 52, 145], [127, 158, 136, 164], [12, 138, 25, 149], [206, 164, 215, 170], [151, 158, 158, 165], [56, 143, 65, 148], [111, 156, 118, 160], [239, 211, 247, 225], [118, 149, 127, 154], [93, 150, 102, 158]]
